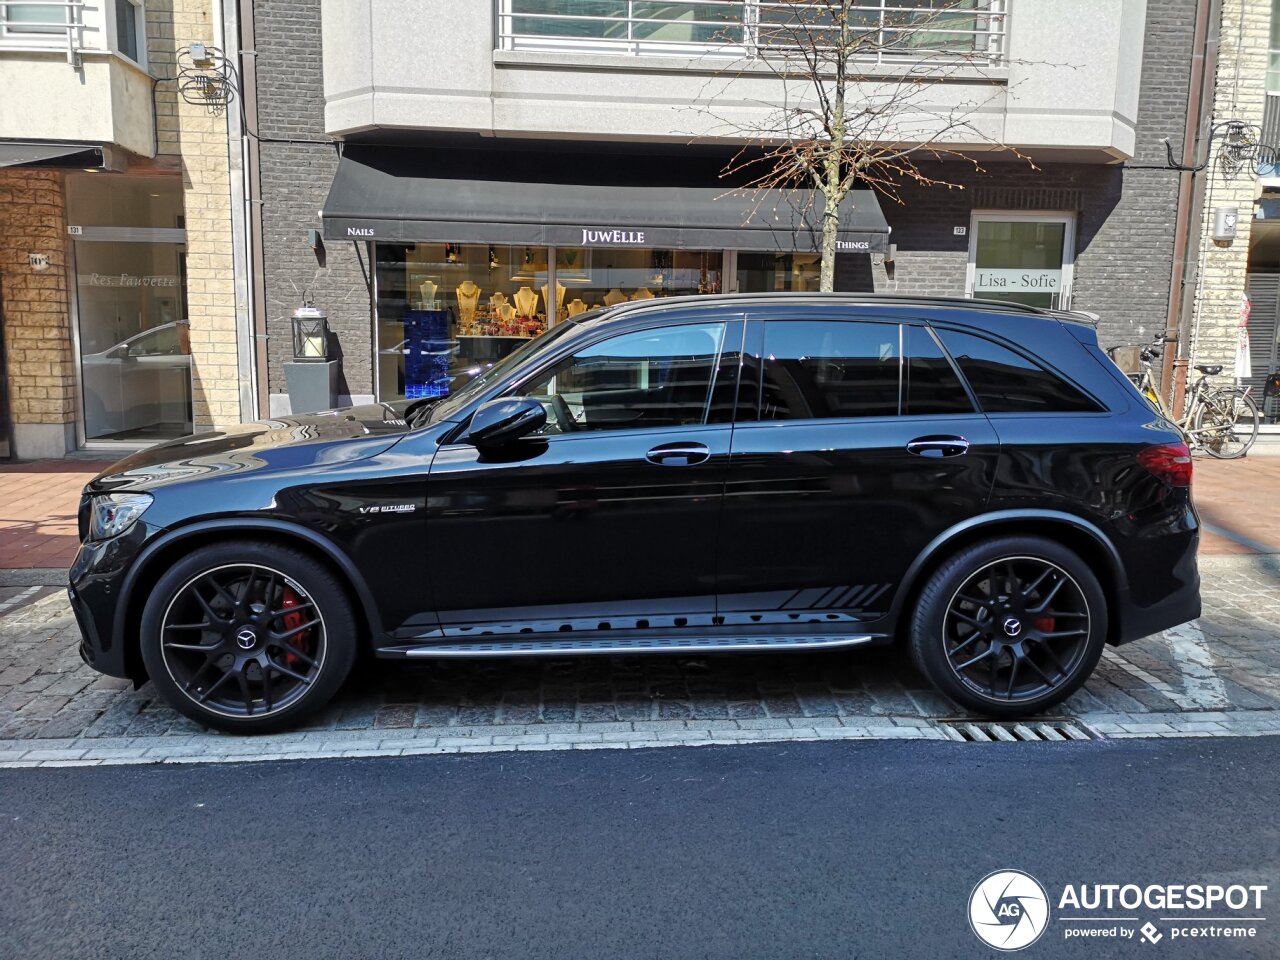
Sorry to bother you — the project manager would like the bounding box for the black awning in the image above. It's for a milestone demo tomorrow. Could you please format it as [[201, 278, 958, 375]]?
[[321, 152, 889, 253], [0, 141, 103, 168]]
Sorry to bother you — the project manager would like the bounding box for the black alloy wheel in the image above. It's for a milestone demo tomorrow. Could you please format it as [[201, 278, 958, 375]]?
[[909, 537, 1108, 718], [140, 542, 356, 733]]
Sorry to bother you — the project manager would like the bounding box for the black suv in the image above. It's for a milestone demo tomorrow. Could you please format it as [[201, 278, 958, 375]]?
[[69, 294, 1201, 732]]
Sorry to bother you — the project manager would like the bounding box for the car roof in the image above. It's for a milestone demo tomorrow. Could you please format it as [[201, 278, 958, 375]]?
[[575, 292, 1098, 329]]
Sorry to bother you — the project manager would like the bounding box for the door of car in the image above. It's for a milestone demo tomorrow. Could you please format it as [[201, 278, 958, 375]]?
[[714, 311, 1000, 627], [424, 316, 743, 636]]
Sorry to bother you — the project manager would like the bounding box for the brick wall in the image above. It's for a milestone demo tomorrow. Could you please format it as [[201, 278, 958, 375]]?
[[255, 0, 370, 400], [148, 0, 244, 427], [1188, 0, 1269, 372], [0, 170, 76, 427]]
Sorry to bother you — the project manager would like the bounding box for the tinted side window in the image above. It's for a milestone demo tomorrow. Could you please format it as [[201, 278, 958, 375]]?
[[904, 325, 974, 415], [760, 321, 899, 420], [935, 328, 1099, 413], [521, 322, 726, 433]]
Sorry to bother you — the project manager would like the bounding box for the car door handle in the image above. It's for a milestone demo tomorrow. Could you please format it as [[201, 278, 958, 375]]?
[[646, 442, 711, 466], [906, 436, 970, 458]]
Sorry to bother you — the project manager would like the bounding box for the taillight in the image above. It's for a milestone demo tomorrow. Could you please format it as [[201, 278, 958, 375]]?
[[1137, 442, 1192, 487]]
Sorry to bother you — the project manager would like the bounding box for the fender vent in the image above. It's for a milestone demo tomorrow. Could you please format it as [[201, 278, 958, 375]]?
[[937, 719, 1100, 742]]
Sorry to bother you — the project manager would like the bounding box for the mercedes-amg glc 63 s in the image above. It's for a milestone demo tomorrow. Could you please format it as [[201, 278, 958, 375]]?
[[68, 295, 1201, 732]]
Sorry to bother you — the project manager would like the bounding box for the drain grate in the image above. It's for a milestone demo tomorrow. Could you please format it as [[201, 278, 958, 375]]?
[[937, 719, 1100, 742]]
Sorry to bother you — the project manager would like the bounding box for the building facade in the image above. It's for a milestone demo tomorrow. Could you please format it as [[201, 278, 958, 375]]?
[[0, 0, 249, 459], [234, 0, 1210, 416], [1188, 0, 1280, 430]]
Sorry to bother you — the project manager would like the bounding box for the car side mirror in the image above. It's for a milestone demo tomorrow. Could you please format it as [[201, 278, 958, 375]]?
[[465, 396, 546, 447]]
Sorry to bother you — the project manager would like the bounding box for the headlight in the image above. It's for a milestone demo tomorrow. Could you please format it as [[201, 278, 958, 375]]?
[[87, 493, 153, 542]]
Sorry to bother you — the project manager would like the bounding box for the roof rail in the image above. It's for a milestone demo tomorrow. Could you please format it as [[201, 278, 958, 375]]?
[[587, 291, 1056, 319]]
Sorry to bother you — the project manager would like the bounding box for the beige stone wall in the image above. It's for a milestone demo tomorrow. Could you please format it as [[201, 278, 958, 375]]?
[[148, 0, 244, 428], [0, 169, 77, 427], [1188, 0, 1270, 374]]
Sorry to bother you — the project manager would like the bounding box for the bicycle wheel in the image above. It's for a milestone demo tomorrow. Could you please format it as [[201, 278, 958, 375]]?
[[1191, 390, 1260, 459]]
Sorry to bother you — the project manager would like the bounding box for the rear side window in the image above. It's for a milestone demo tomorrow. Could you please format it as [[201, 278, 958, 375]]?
[[904, 325, 974, 415], [935, 328, 1099, 413], [759, 321, 899, 420]]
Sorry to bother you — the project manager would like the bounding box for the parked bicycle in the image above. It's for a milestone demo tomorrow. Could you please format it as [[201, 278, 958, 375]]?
[[1122, 335, 1260, 458]]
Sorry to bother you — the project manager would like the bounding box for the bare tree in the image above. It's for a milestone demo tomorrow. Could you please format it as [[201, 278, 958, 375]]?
[[699, 0, 1038, 291]]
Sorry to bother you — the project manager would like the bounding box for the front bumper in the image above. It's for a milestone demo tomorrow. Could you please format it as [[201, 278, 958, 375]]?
[[68, 522, 152, 681]]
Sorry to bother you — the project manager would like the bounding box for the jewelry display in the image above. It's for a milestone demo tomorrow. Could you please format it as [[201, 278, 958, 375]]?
[[567, 298, 588, 317], [541, 281, 567, 316], [456, 280, 482, 329], [603, 288, 627, 306], [513, 285, 540, 318], [630, 287, 654, 301], [418, 279, 438, 310]]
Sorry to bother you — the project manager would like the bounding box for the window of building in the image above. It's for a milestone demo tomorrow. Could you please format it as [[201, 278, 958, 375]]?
[[3, 2, 67, 34], [115, 0, 141, 63], [904, 325, 974, 415], [757, 320, 900, 421], [734, 252, 820, 293], [966, 212, 1075, 309], [496, 0, 1007, 64], [373, 243, 723, 402], [67, 174, 192, 442], [935, 328, 1099, 414], [517, 322, 728, 434], [1269, 0, 1280, 94]]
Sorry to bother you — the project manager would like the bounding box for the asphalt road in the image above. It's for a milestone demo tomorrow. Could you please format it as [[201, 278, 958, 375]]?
[[3, 739, 1278, 960]]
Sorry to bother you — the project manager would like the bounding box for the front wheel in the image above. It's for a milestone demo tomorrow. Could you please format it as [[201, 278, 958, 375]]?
[[1191, 391, 1259, 459], [139, 541, 358, 733], [909, 537, 1108, 718]]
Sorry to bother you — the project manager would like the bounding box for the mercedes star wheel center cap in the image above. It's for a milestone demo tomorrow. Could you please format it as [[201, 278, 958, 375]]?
[[235, 627, 258, 650], [1002, 617, 1023, 638]]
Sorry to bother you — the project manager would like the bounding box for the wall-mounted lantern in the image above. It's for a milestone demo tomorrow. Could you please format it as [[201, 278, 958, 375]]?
[[291, 304, 329, 361]]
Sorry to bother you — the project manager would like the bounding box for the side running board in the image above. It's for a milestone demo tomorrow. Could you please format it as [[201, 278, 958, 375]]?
[[390, 634, 876, 658]]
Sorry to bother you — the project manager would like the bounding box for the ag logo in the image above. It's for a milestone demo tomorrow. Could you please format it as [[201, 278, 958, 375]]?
[[968, 869, 1050, 951]]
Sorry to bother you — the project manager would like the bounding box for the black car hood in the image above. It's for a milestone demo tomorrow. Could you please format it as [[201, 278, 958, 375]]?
[[88, 402, 416, 493]]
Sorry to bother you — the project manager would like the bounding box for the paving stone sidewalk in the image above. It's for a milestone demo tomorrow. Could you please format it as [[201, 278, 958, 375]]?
[[0, 554, 1276, 766]]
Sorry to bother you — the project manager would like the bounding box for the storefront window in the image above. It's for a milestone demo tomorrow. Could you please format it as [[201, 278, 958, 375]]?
[[375, 243, 550, 401], [373, 243, 723, 401], [554, 247, 722, 315], [68, 175, 192, 442], [736, 252, 820, 293]]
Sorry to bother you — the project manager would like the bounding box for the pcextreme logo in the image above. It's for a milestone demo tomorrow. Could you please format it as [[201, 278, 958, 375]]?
[[967, 871, 1268, 950], [969, 870, 1051, 951]]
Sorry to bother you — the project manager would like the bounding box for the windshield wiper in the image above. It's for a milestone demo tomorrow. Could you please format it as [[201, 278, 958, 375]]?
[[404, 397, 442, 427]]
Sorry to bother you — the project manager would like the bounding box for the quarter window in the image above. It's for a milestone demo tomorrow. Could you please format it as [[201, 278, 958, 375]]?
[[519, 322, 728, 434], [904, 325, 974, 415], [935, 328, 1098, 413], [758, 320, 899, 420]]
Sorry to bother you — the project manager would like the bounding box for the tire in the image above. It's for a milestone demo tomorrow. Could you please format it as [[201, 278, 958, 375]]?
[[1191, 391, 1259, 459], [139, 540, 358, 734], [909, 536, 1108, 719]]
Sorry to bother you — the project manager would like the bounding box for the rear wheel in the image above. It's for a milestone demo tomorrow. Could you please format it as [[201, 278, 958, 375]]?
[[1192, 390, 1259, 459], [140, 541, 357, 733], [909, 536, 1107, 718]]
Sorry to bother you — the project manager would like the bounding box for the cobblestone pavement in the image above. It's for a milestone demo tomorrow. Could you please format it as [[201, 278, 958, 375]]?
[[0, 555, 1277, 767]]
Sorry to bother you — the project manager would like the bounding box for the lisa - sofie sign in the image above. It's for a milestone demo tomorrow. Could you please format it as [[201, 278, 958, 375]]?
[[974, 267, 1062, 293]]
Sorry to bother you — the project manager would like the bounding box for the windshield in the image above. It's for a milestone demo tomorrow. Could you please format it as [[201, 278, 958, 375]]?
[[424, 318, 584, 424]]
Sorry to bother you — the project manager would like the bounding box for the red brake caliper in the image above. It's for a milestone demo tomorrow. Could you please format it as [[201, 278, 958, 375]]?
[[1033, 616, 1056, 633], [280, 586, 312, 669]]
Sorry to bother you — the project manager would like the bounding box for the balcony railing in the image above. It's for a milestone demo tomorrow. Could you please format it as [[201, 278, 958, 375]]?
[[0, 0, 88, 65], [496, 0, 1008, 66]]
